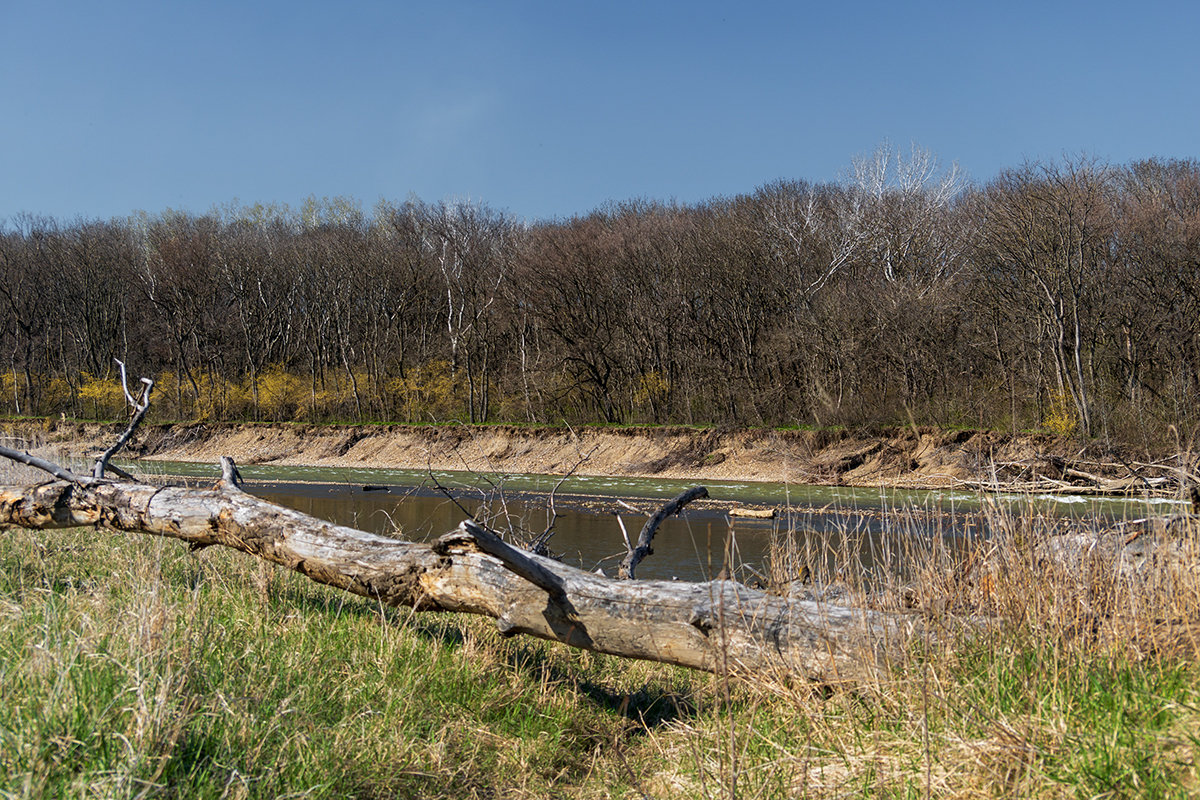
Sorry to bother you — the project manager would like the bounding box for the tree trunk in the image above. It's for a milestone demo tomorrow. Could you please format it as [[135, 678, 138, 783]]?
[[0, 473, 909, 682]]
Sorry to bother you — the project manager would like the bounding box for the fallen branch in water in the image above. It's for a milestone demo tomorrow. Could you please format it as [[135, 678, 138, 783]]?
[[618, 486, 709, 579]]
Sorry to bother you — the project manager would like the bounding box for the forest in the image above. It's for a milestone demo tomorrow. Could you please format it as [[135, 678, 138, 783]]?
[[2, 147, 1198, 446]]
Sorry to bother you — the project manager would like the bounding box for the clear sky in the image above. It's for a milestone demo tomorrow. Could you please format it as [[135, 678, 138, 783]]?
[[2, 0, 1197, 224]]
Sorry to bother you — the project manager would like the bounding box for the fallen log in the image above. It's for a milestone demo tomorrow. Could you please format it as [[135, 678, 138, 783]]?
[[0, 461, 911, 682], [729, 506, 778, 519]]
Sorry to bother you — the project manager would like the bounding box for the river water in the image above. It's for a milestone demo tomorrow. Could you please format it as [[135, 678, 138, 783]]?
[[133, 460, 1187, 584]]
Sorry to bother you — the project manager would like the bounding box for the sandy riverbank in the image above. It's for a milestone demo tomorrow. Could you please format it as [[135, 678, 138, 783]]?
[[1, 419, 1184, 494]]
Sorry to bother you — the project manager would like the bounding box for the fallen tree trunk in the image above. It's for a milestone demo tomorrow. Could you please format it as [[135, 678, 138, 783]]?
[[0, 467, 910, 681]]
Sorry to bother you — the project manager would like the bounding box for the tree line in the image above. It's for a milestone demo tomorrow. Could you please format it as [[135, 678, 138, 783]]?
[[2, 147, 1198, 444]]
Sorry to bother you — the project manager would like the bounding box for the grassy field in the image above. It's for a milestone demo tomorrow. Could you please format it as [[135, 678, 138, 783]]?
[[3, 495, 1200, 797]]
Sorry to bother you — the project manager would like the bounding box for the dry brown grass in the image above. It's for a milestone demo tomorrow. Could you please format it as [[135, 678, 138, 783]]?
[[633, 499, 1200, 798]]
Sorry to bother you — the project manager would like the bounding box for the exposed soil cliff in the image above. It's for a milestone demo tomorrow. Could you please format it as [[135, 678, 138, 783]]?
[[3, 419, 1189, 494]]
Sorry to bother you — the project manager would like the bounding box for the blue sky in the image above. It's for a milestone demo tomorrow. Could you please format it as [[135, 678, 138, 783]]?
[[2, 0, 1197, 224]]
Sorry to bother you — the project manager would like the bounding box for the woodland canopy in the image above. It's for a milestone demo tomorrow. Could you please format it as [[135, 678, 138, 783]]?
[[3, 148, 1198, 444]]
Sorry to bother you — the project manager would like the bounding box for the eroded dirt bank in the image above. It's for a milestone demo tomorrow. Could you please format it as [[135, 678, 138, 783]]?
[[3, 419, 1189, 494]]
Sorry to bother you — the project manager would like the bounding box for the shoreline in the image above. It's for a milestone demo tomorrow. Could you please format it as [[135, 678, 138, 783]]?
[[1, 418, 1189, 499], [0, 417, 1185, 496]]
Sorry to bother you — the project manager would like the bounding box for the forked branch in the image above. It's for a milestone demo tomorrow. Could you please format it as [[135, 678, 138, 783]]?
[[92, 360, 154, 479]]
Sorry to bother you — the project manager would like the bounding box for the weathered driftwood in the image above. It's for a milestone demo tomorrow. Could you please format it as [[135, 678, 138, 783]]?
[[970, 454, 1193, 498], [729, 507, 778, 519], [961, 477, 1172, 496], [0, 468, 910, 681]]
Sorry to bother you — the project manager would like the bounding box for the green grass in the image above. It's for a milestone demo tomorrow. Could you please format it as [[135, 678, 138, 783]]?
[[0, 527, 712, 798], [4, 513, 1200, 798]]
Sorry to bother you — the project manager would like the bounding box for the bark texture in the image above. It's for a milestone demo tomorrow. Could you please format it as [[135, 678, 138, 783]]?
[[0, 476, 911, 681]]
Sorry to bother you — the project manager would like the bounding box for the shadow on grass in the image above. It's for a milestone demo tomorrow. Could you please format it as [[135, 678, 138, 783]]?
[[503, 640, 700, 730], [264, 570, 714, 734]]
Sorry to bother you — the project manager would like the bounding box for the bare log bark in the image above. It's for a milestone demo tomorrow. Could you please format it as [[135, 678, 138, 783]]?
[[0, 474, 909, 681]]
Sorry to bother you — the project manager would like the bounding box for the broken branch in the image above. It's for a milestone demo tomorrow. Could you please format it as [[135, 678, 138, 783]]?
[[619, 486, 710, 579], [0, 444, 87, 484], [93, 361, 154, 479]]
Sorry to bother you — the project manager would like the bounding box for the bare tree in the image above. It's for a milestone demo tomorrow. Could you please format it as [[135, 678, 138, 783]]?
[[848, 141, 967, 289], [973, 158, 1117, 436], [418, 200, 514, 422]]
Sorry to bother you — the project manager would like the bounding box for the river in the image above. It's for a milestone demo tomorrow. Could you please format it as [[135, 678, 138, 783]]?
[[132, 460, 1186, 584]]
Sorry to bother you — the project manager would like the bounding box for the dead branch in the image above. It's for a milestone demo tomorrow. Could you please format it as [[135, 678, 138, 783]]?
[[93, 360, 154, 479], [0, 444, 88, 484], [220, 455, 244, 489], [426, 467, 474, 519], [529, 444, 599, 556], [435, 520, 569, 606], [619, 486, 710, 579]]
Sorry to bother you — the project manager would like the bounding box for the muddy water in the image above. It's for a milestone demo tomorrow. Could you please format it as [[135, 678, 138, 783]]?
[[242, 483, 937, 584], [132, 460, 1182, 583], [251, 481, 780, 582]]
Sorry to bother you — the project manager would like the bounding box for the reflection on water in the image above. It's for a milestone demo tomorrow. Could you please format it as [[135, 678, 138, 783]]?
[[247, 482, 983, 585], [253, 482, 767, 583], [131, 459, 1144, 584]]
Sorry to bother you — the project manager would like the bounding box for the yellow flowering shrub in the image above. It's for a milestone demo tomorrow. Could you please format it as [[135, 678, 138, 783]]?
[[1043, 390, 1079, 436]]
